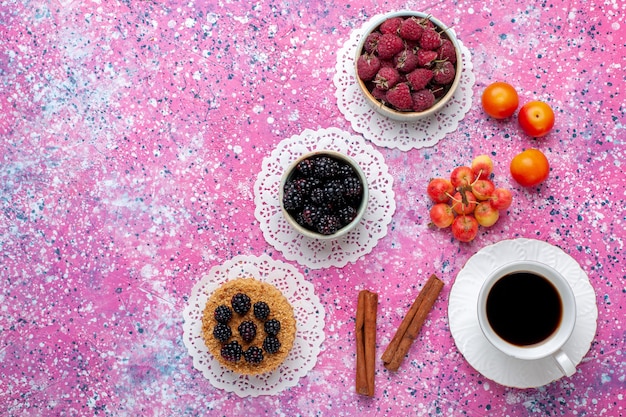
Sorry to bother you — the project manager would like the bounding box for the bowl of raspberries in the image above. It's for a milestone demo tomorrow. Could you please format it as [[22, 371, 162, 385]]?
[[280, 150, 369, 240], [355, 11, 462, 121]]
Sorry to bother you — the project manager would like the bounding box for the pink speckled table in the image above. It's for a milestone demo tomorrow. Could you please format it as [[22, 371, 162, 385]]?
[[1, 0, 625, 416]]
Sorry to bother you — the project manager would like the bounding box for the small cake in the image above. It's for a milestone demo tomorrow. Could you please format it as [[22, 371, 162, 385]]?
[[201, 277, 297, 375]]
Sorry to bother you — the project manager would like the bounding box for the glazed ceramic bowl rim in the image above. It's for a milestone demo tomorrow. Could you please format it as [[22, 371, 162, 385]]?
[[279, 150, 369, 240], [354, 10, 463, 121]]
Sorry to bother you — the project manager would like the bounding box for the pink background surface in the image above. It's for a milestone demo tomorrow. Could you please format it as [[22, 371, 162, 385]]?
[[1, 0, 624, 416]]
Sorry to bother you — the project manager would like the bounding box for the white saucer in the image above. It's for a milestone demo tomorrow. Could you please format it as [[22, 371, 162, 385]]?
[[448, 238, 598, 388]]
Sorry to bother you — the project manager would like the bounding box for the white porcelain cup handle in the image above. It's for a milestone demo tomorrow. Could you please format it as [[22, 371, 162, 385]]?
[[553, 349, 576, 376]]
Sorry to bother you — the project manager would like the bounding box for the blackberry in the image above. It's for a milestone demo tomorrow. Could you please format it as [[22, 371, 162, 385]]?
[[338, 205, 357, 226], [316, 214, 342, 235], [299, 204, 324, 227], [295, 158, 315, 176], [212, 323, 232, 343], [220, 341, 243, 362], [337, 164, 356, 178], [253, 301, 270, 321], [263, 336, 281, 354], [264, 319, 281, 336], [282, 182, 305, 211], [343, 176, 363, 198], [238, 320, 257, 343], [313, 156, 341, 179], [309, 187, 327, 205], [231, 293, 251, 315], [324, 179, 345, 202], [213, 305, 233, 324], [243, 346, 264, 365]]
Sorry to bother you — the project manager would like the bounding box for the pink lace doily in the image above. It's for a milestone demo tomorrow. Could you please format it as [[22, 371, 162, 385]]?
[[253, 127, 395, 269], [182, 255, 325, 397], [333, 14, 475, 151]]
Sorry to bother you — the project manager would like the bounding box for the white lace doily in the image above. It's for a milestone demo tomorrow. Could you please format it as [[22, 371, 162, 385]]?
[[333, 14, 475, 151], [253, 127, 395, 269], [182, 254, 325, 397]]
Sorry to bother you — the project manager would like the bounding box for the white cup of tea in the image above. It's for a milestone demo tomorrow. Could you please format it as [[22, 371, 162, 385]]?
[[477, 260, 577, 376]]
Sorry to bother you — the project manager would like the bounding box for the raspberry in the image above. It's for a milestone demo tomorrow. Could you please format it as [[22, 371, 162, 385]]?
[[416, 49, 438, 67], [231, 293, 251, 315], [214, 305, 232, 324], [243, 346, 264, 365], [316, 214, 342, 235], [394, 49, 419, 73], [398, 17, 424, 41], [379, 16, 403, 34], [385, 82, 413, 111], [412, 89, 436, 112], [433, 60, 456, 85], [374, 67, 400, 90], [371, 86, 387, 101], [356, 53, 381, 82], [377, 33, 404, 60], [406, 68, 434, 91], [437, 38, 457, 64], [264, 319, 281, 336], [363, 32, 381, 54], [221, 341, 243, 362], [238, 320, 257, 343], [263, 336, 281, 354], [420, 29, 442, 50]]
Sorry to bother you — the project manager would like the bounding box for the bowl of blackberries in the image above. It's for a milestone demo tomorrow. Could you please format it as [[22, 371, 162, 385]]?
[[280, 150, 369, 240], [355, 11, 462, 121]]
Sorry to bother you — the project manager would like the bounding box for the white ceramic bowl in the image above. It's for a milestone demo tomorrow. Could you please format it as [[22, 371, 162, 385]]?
[[355, 11, 463, 121], [279, 150, 369, 240]]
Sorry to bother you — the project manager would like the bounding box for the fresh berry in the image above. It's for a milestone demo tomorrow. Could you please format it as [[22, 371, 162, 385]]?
[[323, 179, 346, 202], [231, 293, 251, 315], [371, 86, 387, 100], [398, 17, 424, 41], [433, 60, 456, 85], [377, 33, 404, 60], [416, 49, 438, 67], [316, 214, 342, 235], [374, 67, 401, 90], [295, 158, 315, 176], [406, 68, 434, 91], [379, 16, 403, 34], [243, 346, 264, 365], [309, 187, 326, 205], [214, 305, 233, 324], [263, 336, 281, 354], [385, 82, 413, 111], [221, 341, 243, 362], [253, 301, 270, 321], [338, 205, 358, 225], [312, 156, 342, 179], [213, 323, 232, 343], [437, 38, 457, 64], [282, 182, 304, 211], [394, 49, 419, 73], [356, 54, 381, 81], [343, 176, 363, 198], [299, 204, 324, 227], [264, 319, 281, 336], [363, 32, 381, 54], [419, 28, 442, 50], [412, 89, 436, 112], [238, 320, 257, 343]]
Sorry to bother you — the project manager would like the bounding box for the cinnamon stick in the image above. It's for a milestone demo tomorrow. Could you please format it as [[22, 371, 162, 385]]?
[[355, 289, 378, 396], [381, 274, 443, 371]]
